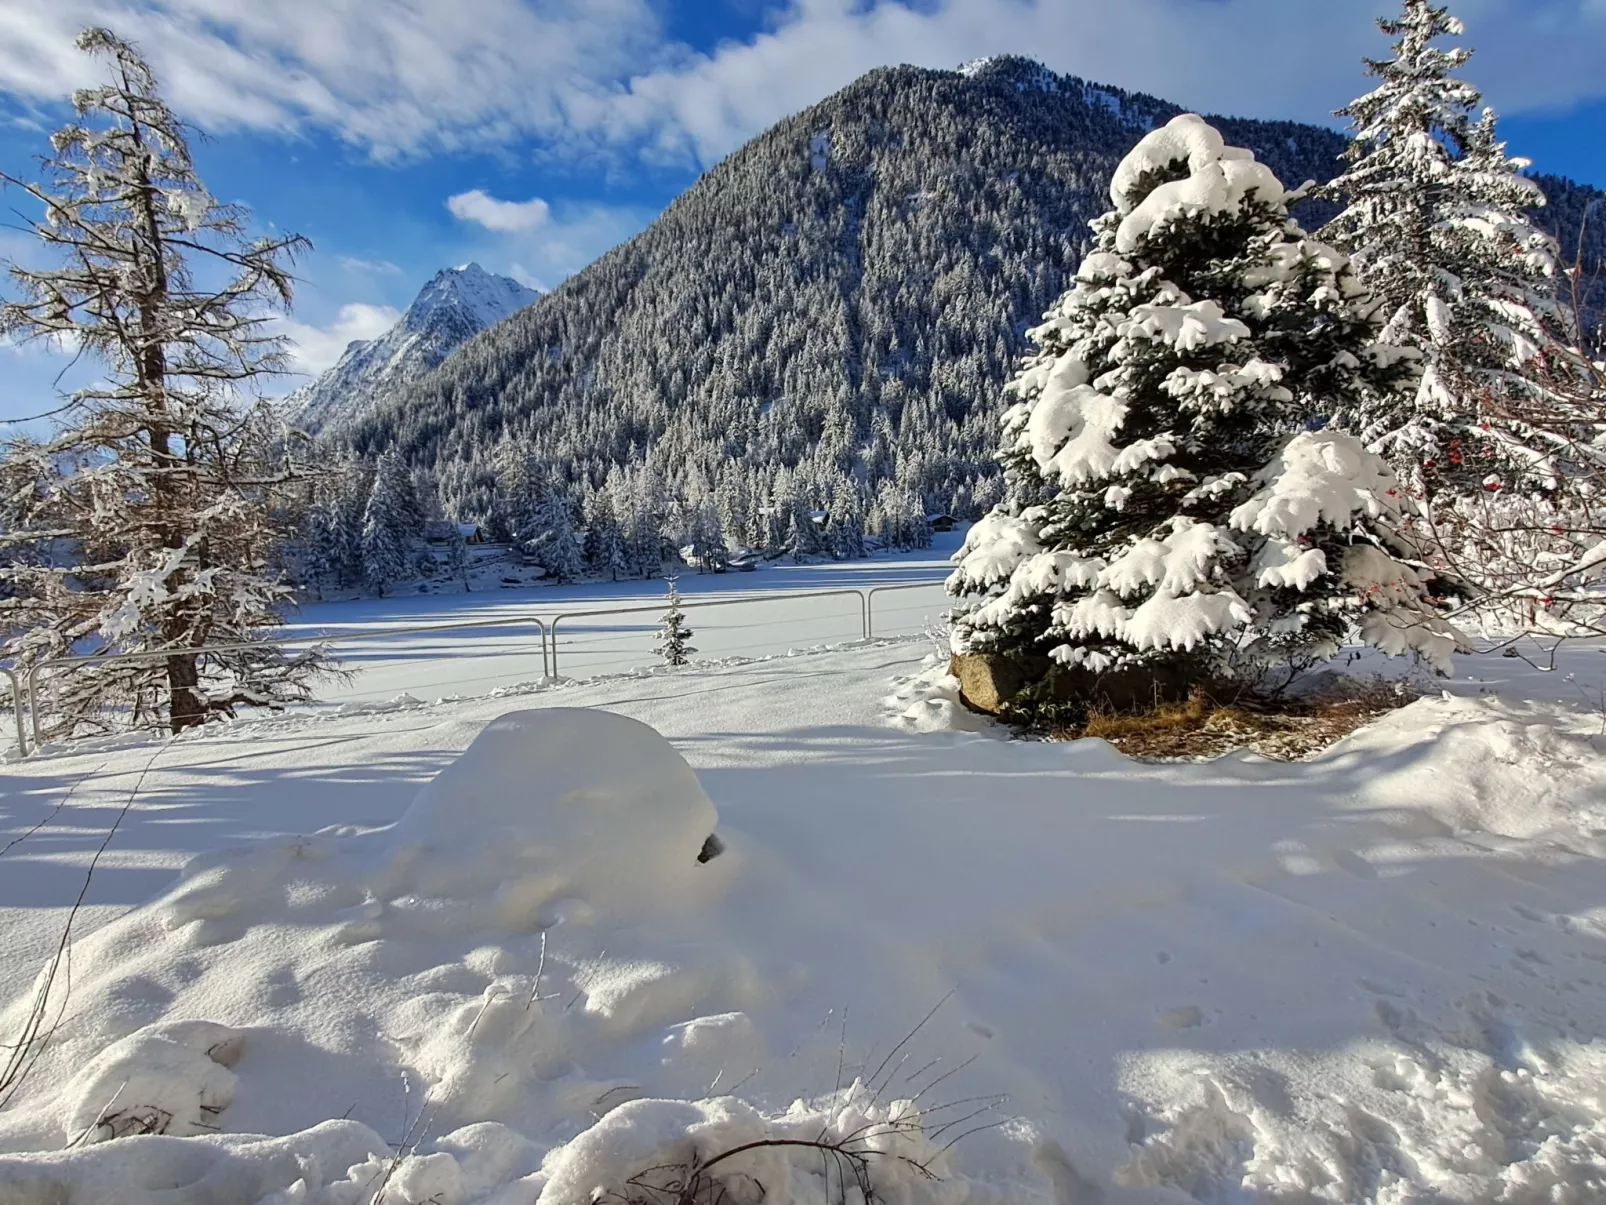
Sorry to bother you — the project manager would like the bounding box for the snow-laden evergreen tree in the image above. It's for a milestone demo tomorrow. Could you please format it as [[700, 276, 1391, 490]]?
[[1321, 1, 1591, 496], [443, 530, 471, 592], [360, 452, 414, 596], [584, 492, 630, 581], [950, 115, 1461, 719], [0, 29, 327, 736], [654, 576, 696, 667], [495, 438, 548, 552], [685, 498, 726, 572], [621, 467, 667, 579], [328, 454, 372, 587], [299, 495, 340, 599], [873, 481, 933, 551], [827, 483, 867, 559], [531, 482, 584, 583]]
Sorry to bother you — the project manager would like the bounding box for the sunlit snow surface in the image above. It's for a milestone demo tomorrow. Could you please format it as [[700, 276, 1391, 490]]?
[[2, 576, 1606, 1200]]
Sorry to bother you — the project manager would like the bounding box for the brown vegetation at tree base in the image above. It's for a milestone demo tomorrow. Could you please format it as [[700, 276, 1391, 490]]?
[[1062, 679, 1418, 762]]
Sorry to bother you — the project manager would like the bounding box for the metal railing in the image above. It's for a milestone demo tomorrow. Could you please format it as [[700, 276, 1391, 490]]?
[[8, 579, 954, 757], [864, 580, 950, 638], [546, 587, 876, 678], [18, 614, 549, 757]]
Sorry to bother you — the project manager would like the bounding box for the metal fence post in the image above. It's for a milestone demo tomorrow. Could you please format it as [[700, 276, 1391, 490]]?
[[1, 667, 24, 758], [864, 580, 950, 639], [27, 662, 44, 754]]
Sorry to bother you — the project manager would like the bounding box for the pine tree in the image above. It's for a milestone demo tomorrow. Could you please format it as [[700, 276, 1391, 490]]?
[[1321, 0, 1591, 496], [300, 495, 340, 599], [787, 482, 822, 562], [950, 115, 1460, 720], [0, 29, 327, 736], [827, 482, 867, 559], [686, 498, 727, 572], [654, 576, 696, 667], [361, 452, 413, 596], [584, 492, 629, 582], [495, 438, 548, 553], [532, 482, 584, 583]]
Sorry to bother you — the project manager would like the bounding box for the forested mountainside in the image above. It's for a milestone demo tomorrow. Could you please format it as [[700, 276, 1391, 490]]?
[[291, 263, 538, 434], [1529, 172, 1606, 335], [343, 56, 1604, 526]]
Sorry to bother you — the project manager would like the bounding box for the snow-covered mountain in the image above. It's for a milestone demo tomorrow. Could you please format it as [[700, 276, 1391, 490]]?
[[289, 263, 538, 434]]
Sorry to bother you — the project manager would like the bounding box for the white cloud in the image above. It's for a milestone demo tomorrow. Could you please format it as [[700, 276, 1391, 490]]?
[[337, 255, 403, 275], [275, 302, 401, 380], [451, 199, 654, 292], [446, 189, 551, 232], [610, 0, 1606, 164], [1, 0, 1599, 165], [0, 0, 665, 157]]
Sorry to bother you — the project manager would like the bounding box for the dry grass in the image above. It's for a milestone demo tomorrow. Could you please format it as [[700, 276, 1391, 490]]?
[[1064, 678, 1418, 762]]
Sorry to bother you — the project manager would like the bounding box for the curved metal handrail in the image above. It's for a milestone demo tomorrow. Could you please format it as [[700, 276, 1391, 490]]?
[[24, 615, 548, 754], [864, 580, 951, 638]]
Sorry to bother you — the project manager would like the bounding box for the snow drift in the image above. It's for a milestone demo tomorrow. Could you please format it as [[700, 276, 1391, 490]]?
[[0, 708, 1013, 1204], [4, 666, 1606, 1203]]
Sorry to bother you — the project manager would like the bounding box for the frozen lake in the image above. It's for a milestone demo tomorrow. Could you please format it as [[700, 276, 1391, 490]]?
[[278, 535, 963, 703]]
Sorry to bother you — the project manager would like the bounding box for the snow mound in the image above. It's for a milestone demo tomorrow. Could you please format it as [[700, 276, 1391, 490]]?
[[390, 708, 719, 918], [0, 709, 750, 1193], [0, 1120, 393, 1205], [883, 656, 1005, 736]]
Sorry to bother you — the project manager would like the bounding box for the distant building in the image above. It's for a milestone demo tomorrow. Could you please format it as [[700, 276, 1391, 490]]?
[[424, 521, 487, 545], [925, 513, 957, 533]]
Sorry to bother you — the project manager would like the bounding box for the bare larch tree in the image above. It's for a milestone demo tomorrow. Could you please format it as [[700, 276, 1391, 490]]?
[[0, 28, 329, 737]]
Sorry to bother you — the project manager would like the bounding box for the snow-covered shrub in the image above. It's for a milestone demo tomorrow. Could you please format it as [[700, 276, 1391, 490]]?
[[949, 114, 1460, 719], [538, 1083, 960, 1205]]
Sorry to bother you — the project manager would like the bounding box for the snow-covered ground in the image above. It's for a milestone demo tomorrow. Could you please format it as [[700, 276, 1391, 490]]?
[[279, 541, 958, 704], [3, 606, 1606, 1201]]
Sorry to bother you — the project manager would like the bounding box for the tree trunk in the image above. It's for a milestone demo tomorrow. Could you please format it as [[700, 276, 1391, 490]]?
[[166, 651, 204, 732]]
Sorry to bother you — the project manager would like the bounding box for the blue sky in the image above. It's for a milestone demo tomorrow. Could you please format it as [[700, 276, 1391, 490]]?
[[2, 0, 1604, 426]]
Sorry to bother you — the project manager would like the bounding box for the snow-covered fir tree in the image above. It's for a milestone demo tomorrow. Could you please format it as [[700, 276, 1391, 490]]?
[[326, 454, 373, 588], [684, 498, 726, 572], [0, 29, 327, 736], [530, 482, 584, 583], [654, 576, 696, 667], [1321, 0, 1591, 496], [950, 115, 1462, 720], [584, 492, 630, 581], [820, 481, 861, 560], [495, 438, 548, 551], [299, 495, 341, 599], [870, 481, 933, 551], [360, 452, 414, 596]]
